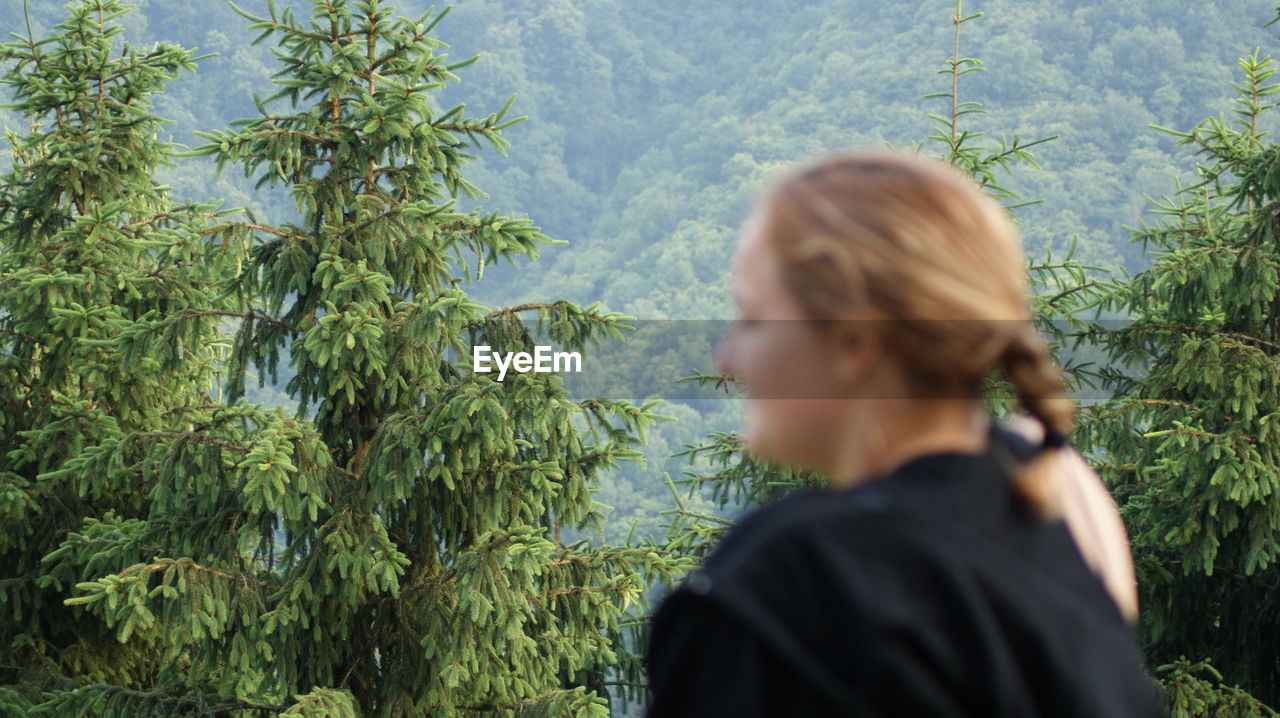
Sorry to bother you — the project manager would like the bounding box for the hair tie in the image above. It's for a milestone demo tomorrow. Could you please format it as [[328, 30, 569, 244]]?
[[1041, 426, 1067, 450]]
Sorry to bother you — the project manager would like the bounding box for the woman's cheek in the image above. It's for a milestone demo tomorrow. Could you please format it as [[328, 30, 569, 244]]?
[[740, 339, 787, 452], [744, 399, 787, 463], [737, 325, 844, 467], [743, 398, 824, 467], [743, 399, 766, 455]]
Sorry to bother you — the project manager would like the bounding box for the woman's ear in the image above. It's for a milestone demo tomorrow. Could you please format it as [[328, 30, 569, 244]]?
[[831, 326, 879, 398]]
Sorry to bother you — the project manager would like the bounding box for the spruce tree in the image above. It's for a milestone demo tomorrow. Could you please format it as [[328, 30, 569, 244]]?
[[1077, 47, 1280, 716], [6, 0, 691, 715], [0, 0, 255, 712]]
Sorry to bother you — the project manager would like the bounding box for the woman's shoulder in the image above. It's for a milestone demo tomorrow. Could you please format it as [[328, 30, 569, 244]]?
[[703, 421, 1037, 579], [690, 481, 920, 604], [654, 486, 911, 713]]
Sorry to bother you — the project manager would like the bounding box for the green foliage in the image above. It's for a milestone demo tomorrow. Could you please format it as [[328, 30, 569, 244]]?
[[921, 1, 1058, 210], [1076, 45, 1280, 712], [1157, 658, 1279, 718], [0, 0, 260, 708], [1, 1, 693, 716]]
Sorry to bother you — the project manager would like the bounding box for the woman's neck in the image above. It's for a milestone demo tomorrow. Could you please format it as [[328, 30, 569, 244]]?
[[826, 399, 992, 490]]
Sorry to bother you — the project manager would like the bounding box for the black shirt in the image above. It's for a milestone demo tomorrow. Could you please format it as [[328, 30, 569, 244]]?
[[645, 422, 1166, 717]]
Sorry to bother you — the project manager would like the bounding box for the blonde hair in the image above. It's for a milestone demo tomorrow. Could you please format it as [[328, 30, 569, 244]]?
[[758, 149, 1076, 519], [1000, 414, 1140, 622]]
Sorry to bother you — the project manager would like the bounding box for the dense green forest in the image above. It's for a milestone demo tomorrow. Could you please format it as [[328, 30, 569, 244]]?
[[2, 0, 1280, 715], [7, 0, 1280, 314], [8, 0, 1280, 543]]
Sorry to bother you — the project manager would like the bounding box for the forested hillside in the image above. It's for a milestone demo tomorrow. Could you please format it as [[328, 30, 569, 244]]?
[[7, 0, 1278, 544], [6, 0, 1280, 317]]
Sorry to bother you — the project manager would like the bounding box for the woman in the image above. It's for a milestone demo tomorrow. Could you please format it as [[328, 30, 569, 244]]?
[[644, 150, 1164, 717]]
